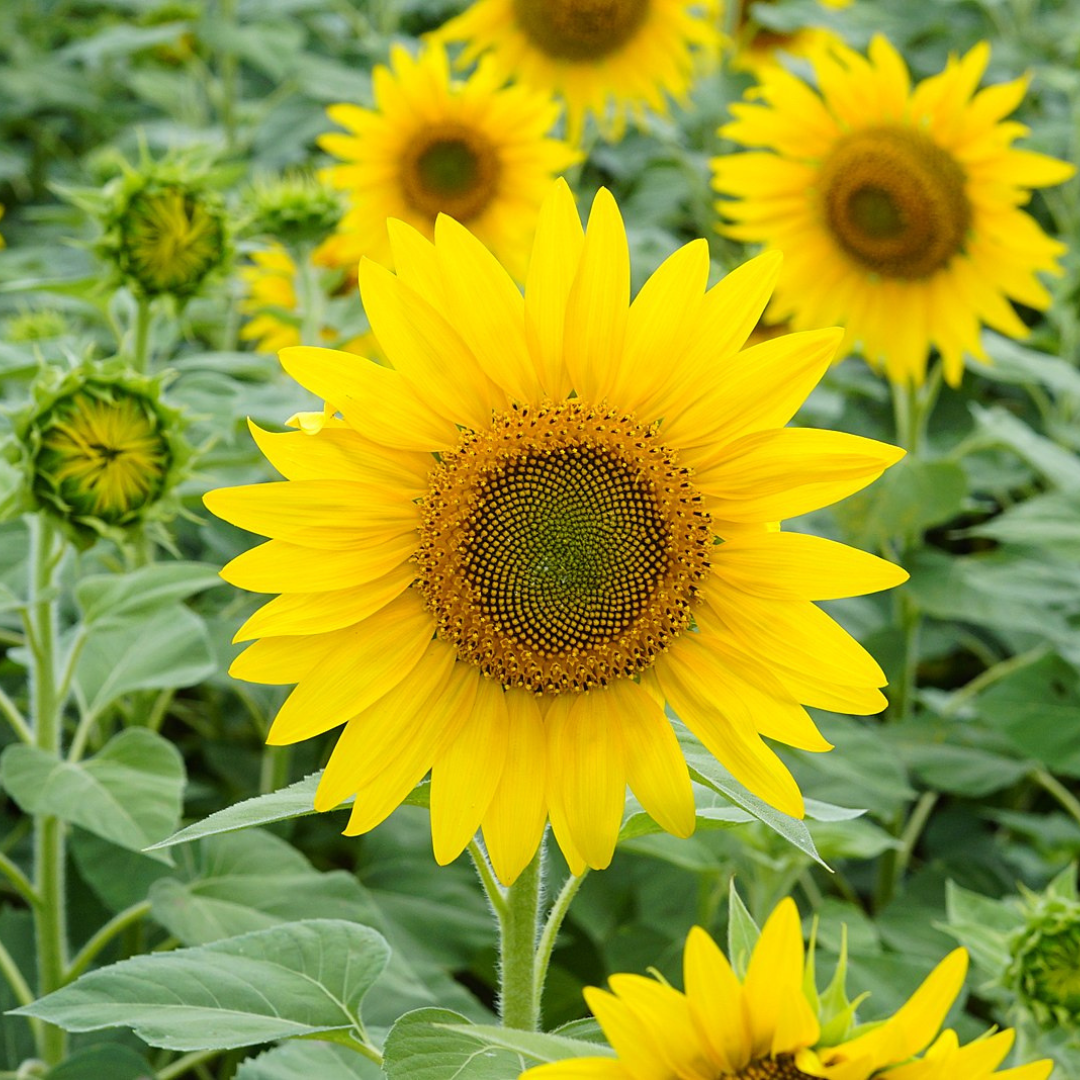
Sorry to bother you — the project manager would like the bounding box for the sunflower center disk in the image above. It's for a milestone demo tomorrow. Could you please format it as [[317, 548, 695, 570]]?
[[512, 0, 650, 61], [727, 1056, 818, 1080], [400, 124, 501, 223], [818, 125, 971, 280], [416, 402, 712, 693]]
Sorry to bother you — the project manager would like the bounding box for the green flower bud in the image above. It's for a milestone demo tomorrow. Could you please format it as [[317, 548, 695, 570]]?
[[4, 307, 72, 343], [243, 170, 344, 248]]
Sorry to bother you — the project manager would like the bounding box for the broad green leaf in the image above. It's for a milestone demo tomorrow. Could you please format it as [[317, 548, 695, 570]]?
[[618, 804, 750, 842], [942, 881, 1014, 975], [961, 491, 1080, 561], [46, 1044, 152, 1080], [970, 405, 1080, 490], [75, 562, 223, 628], [1, 729, 183, 859], [15, 920, 389, 1051], [808, 818, 901, 861], [834, 457, 967, 546], [899, 739, 1029, 797], [382, 1009, 525, 1080], [73, 606, 216, 718], [147, 773, 430, 850], [675, 724, 830, 868], [442, 1023, 615, 1063], [978, 331, 1080, 399], [235, 1041, 382, 1080]]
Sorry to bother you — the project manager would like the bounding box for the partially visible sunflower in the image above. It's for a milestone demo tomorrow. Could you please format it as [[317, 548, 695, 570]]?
[[205, 179, 906, 886], [883, 1030, 1053, 1080], [522, 899, 981, 1080], [239, 244, 374, 357], [730, 0, 849, 78], [713, 35, 1075, 386], [436, 0, 719, 143], [314, 43, 578, 281]]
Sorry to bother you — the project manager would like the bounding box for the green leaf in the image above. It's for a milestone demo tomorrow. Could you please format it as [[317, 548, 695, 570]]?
[[75, 562, 223, 628], [147, 773, 430, 850], [45, 1044, 152, 1080], [970, 405, 1080, 490], [441, 1023, 615, 1063], [960, 491, 1080, 561], [0, 729, 184, 859], [235, 1041, 382, 1080], [899, 739, 1029, 798], [382, 1009, 525, 1080], [14, 920, 390, 1051], [833, 457, 968, 546], [618, 804, 750, 842], [978, 332, 1080, 399], [73, 606, 216, 718], [676, 724, 830, 868], [727, 879, 760, 979], [942, 881, 1014, 975]]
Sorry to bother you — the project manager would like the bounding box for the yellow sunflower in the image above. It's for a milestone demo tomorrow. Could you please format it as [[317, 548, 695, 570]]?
[[712, 35, 1076, 386], [522, 899, 979, 1080], [314, 43, 578, 282], [436, 0, 719, 143], [204, 179, 906, 885], [882, 1030, 1053, 1080], [730, 0, 849, 78], [239, 244, 375, 356]]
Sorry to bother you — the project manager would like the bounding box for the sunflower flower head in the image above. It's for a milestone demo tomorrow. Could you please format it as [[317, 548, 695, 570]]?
[[314, 42, 579, 280], [521, 899, 983, 1080], [1004, 868, 1080, 1031], [205, 178, 907, 885], [712, 35, 1076, 387], [14, 363, 188, 546], [244, 170, 344, 249], [729, 0, 850, 78], [91, 155, 232, 302], [436, 0, 720, 143]]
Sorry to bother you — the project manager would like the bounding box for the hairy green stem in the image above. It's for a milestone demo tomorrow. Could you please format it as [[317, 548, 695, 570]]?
[[158, 1049, 222, 1080], [132, 295, 153, 373], [295, 244, 325, 348], [0, 849, 39, 909], [468, 838, 509, 921], [499, 849, 543, 1031], [533, 869, 586, 1010], [26, 516, 68, 1066], [0, 685, 32, 745], [1031, 767, 1080, 830]]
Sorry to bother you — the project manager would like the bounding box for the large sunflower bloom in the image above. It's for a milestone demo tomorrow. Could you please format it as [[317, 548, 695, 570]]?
[[712, 35, 1075, 386], [314, 43, 578, 281], [436, 0, 719, 143], [522, 900, 1053, 1080], [204, 180, 906, 885]]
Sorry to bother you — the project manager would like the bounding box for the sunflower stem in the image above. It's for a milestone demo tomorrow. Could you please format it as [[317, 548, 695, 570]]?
[[534, 868, 586, 1009], [296, 243, 325, 348], [24, 515, 69, 1066], [498, 847, 543, 1031]]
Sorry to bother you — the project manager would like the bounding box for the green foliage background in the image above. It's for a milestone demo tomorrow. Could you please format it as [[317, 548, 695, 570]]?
[[0, 0, 1079, 1077]]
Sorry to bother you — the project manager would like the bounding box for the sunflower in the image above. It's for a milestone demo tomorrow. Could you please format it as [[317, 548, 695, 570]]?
[[521, 899, 981, 1080], [712, 35, 1075, 386], [730, 0, 849, 78], [205, 179, 906, 885], [882, 1030, 1053, 1080], [436, 0, 719, 143], [314, 43, 578, 282], [239, 244, 375, 357]]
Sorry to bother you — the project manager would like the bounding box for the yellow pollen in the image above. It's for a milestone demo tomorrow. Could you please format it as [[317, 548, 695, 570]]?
[[415, 401, 712, 694], [399, 123, 501, 223], [817, 125, 971, 280], [512, 0, 651, 61]]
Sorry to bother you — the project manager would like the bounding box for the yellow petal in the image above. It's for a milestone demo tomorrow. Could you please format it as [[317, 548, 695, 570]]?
[[229, 628, 347, 685], [433, 214, 539, 403], [742, 899, 808, 1058], [279, 346, 458, 450], [233, 562, 415, 642], [521, 1061, 630, 1080], [387, 217, 445, 302], [614, 678, 695, 839], [563, 188, 629, 403], [220, 533, 417, 594], [204, 479, 418, 549], [656, 637, 805, 818], [583, 987, 671, 1080], [525, 177, 583, 399], [711, 531, 909, 600], [482, 690, 547, 885], [548, 689, 626, 871], [684, 926, 751, 1073], [248, 420, 430, 492], [544, 694, 589, 877], [267, 589, 433, 745], [316, 638, 456, 813], [693, 429, 905, 523], [359, 258, 502, 430], [430, 671, 506, 865]]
